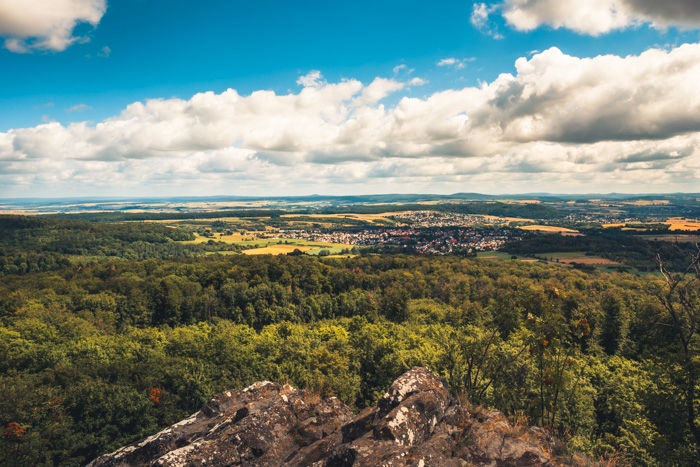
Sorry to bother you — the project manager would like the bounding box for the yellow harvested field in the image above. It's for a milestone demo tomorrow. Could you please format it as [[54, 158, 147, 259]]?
[[208, 216, 271, 221], [668, 224, 700, 231], [0, 210, 42, 215], [621, 200, 670, 206], [666, 218, 700, 231], [281, 212, 535, 225], [139, 216, 270, 224], [282, 212, 402, 222], [242, 245, 313, 255], [604, 219, 700, 231], [519, 225, 579, 233]]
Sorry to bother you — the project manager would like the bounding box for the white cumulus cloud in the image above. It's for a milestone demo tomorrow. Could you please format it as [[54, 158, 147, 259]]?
[[437, 58, 473, 70], [0, 0, 106, 53], [471, 3, 504, 38], [495, 0, 700, 36], [409, 77, 428, 86], [2, 44, 700, 195], [296, 70, 325, 88], [471, 2, 492, 29]]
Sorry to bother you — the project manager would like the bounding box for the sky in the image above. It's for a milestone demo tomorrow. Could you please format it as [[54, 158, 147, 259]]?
[[1, 0, 700, 198]]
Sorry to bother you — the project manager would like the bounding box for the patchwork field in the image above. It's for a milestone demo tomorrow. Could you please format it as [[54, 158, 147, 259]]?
[[603, 219, 700, 231], [281, 212, 536, 226], [541, 252, 619, 265], [235, 237, 355, 256], [242, 245, 314, 255], [183, 233, 260, 243], [180, 233, 355, 256], [519, 225, 581, 234], [475, 251, 617, 265], [666, 218, 700, 231], [620, 200, 671, 206], [281, 212, 401, 224]]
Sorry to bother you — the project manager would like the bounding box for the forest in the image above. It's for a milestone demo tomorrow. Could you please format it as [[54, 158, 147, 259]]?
[[0, 216, 699, 466], [501, 228, 697, 272]]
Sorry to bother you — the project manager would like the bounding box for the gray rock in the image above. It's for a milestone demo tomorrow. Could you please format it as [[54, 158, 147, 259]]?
[[87, 367, 561, 467]]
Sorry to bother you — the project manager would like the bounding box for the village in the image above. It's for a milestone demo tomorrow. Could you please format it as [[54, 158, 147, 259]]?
[[275, 226, 519, 255]]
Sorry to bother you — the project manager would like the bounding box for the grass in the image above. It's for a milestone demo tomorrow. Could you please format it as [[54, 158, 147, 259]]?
[[477, 251, 622, 268], [181, 233, 355, 256], [231, 237, 354, 256], [536, 252, 618, 264], [281, 212, 401, 226], [476, 251, 521, 260]]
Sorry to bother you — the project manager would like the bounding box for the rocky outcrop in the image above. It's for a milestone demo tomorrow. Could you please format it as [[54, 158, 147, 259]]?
[[88, 367, 561, 466]]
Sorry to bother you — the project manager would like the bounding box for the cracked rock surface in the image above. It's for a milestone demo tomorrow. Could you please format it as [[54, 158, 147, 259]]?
[[88, 367, 561, 467]]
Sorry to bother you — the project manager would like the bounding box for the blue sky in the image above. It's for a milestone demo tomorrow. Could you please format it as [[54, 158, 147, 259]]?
[[1, 0, 700, 197]]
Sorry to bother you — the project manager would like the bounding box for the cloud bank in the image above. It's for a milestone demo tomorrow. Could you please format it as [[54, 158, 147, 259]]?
[[476, 0, 700, 36], [2, 43, 700, 196], [0, 0, 106, 52]]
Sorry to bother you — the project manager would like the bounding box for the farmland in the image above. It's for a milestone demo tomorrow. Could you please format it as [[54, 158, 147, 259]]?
[[518, 225, 581, 235], [666, 218, 700, 231], [183, 232, 354, 256], [539, 251, 619, 265], [241, 244, 313, 255], [603, 218, 700, 231], [476, 250, 619, 267]]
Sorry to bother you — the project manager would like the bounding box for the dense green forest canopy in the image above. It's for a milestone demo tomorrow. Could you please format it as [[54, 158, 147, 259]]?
[[1, 214, 700, 466], [1, 250, 700, 466], [502, 228, 699, 272], [0, 215, 241, 275]]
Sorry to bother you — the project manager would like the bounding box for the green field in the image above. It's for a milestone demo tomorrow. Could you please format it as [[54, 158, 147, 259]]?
[[476, 251, 521, 260], [476, 250, 626, 268], [189, 234, 354, 256]]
